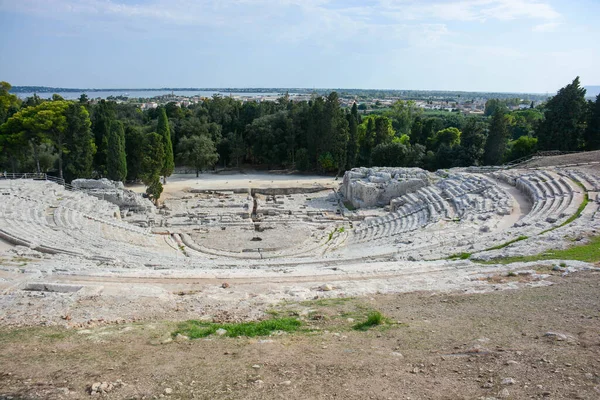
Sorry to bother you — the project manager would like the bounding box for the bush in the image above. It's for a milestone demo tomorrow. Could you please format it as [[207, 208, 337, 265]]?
[[353, 311, 386, 331], [317, 152, 336, 172], [507, 135, 538, 162]]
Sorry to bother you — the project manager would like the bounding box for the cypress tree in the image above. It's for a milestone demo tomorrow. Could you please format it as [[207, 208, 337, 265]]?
[[106, 121, 127, 182], [141, 132, 165, 205], [346, 103, 359, 170], [537, 77, 587, 151], [483, 108, 509, 165], [91, 100, 114, 177], [584, 94, 600, 150], [157, 108, 174, 183]]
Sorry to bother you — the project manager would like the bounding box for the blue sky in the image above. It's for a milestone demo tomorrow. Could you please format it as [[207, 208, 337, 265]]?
[[0, 0, 598, 93]]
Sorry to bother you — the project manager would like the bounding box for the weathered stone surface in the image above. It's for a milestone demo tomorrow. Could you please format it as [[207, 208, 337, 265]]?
[[341, 167, 432, 209], [72, 178, 124, 190], [72, 179, 153, 211]]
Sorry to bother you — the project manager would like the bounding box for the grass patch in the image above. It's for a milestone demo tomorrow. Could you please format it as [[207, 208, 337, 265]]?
[[327, 229, 335, 242], [486, 235, 528, 251], [343, 201, 356, 211], [448, 252, 472, 260], [173, 317, 303, 339], [478, 235, 600, 265], [352, 311, 387, 331]]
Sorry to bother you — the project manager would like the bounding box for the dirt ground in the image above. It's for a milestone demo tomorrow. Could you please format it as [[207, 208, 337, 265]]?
[[127, 171, 338, 197], [1, 270, 599, 400]]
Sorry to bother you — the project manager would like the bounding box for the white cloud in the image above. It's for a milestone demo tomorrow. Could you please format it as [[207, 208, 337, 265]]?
[[532, 21, 562, 32], [0, 0, 563, 48]]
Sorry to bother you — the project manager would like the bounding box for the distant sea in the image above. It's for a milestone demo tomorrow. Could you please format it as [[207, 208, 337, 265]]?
[[13, 90, 284, 100]]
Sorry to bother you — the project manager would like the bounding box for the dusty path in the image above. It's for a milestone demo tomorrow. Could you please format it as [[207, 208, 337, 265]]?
[[487, 176, 531, 230]]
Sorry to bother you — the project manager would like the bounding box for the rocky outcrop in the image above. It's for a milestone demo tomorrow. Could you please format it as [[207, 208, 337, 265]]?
[[72, 178, 124, 190], [341, 167, 433, 209], [71, 179, 153, 212]]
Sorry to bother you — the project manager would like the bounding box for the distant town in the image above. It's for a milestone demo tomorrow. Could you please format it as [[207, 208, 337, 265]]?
[[10, 86, 562, 116]]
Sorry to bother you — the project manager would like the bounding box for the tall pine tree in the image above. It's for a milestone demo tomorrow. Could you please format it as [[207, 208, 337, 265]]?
[[537, 77, 587, 151], [584, 94, 600, 150], [157, 108, 174, 183], [483, 108, 509, 165], [106, 120, 127, 182]]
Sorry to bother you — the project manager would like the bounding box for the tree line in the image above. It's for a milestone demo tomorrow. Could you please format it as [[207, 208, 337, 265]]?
[[1, 77, 599, 201]]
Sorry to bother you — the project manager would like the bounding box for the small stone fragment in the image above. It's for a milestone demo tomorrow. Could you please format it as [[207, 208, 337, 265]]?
[[215, 328, 227, 336], [501, 378, 515, 385]]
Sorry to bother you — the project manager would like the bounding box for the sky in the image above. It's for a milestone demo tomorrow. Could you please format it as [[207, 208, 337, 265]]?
[[0, 0, 599, 93]]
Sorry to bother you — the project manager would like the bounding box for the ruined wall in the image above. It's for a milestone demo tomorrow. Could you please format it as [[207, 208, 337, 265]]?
[[341, 167, 433, 209]]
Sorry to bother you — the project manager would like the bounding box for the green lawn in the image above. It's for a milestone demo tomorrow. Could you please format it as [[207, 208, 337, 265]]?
[[173, 317, 303, 339]]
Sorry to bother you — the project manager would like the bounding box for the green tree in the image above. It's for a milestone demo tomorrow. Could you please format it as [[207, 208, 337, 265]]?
[[0, 81, 21, 124], [177, 135, 219, 177], [484, 108, 509, 165], [63, 103, 96, 183], [484, 99, 506, 116], [295, 148, 310, 171], [372, 142, 407, 167], [507, 136, 538, 161], [124, 125, 145, 181], [141, 133, 165, 204], [106, 121, 127, 181], [1, 105, 47, 174], [456, 118, 486, 166], [4, 101, 69, 177], [157, 108, 175, 183], [584, 94, 600, 150], [429, 127, 461, 151], [346, 103, 359, 169], [358, 116, 376, 166], [537, 77, 587, 151], [388, 100, 420, 135], [228, 131, 245, 168], [373, 116, 395, 146], [317, 152, 336, 172], [92, 100, 115, 177], [324, 92, 349, 175]]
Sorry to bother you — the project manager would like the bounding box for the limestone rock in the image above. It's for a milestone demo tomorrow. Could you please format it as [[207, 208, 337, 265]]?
[[341, 167, 432, 209]]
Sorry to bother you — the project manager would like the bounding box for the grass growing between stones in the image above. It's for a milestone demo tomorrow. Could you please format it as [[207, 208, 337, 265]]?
[[352, 311, 388, 331], [343, 201, 356, 211], [486, 235, 529, 251], [448, 252, 472, 260], [173, 318, 303, 339], [478, 235, 600, 265]]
